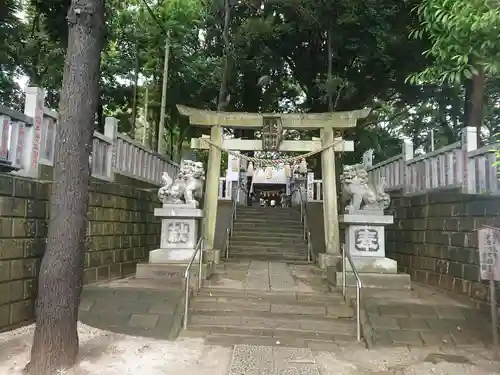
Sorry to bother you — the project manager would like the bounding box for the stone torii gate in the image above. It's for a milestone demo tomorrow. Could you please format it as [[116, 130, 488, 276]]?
[[177, 105, 369, 265]]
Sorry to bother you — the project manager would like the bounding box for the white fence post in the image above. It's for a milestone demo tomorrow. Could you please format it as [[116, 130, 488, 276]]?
[[104, 117, 118, 180], [20, 86, 45, 178], [402, 139, 414, 193], [0, 115, 10, 161], [363, 149, 373, 168], [306, 172, 314, 202], [462, 126, 478, 193]]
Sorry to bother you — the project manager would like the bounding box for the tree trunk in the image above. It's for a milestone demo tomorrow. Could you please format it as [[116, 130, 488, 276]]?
[[26, 0, 105, 373], [217, 0, 231, 111], [469, 66, 485, 146]]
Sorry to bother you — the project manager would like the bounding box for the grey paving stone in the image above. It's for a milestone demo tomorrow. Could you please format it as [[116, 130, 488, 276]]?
[[426, 319, 463, 333], [372, 328, 393, 346], [228, 345, 274, 375], [326, 305, 353, 318], [273, 365, 319, 375], [79, 299, 95, 312], [191, 314, 241, 326], [89, 299, 118, 313], [435, 306, 466, 320], [364, 303, 381, 316], [241, 317, 285, 329], [117, 301, 150, 314], [397, 318, 430, 331], [424, 353, 474, 364], [273, 347, 315, 364], [305, 341, 339, 352], [378, 305, 409, 318], [269, 263, 296, 291], [271, 304, 326, 315], [245, 262, 270, 290], [420, 332, 454, 346], [368, 315, 400, 329], [148, 301, 178, 314], [388, 330, 423, 345], [96, 313, 132, 328], [205, 334, 307, 348], [451, 331, 486, 347], [128, 313, 159, 329], [407, 305, 439, 319], [299, 320, 355, 335]]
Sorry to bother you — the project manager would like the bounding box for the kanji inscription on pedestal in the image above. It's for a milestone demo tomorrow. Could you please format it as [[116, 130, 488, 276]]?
[[354, 228, 379, 252], [478, 226, 500, 280]]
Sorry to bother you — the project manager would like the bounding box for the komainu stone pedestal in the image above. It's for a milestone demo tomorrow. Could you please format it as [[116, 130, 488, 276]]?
[[329, 214, 410, 290], [136, 203, 214, 284]]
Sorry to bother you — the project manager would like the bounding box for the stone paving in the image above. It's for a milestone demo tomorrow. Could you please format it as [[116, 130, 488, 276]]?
[[78, 277, 184, 340], [228, 345, 320, 375], [205, 261, 330, 294], [361, 287, 493, 348]]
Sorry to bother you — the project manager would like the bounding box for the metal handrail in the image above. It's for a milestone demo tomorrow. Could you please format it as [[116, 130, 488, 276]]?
[[183, 236, 204, 329], [297, 185, 313, 262], [341, 243, 362, 341], [225, 186, 239, 259]]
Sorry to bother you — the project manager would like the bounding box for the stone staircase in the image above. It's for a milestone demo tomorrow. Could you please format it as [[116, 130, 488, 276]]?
[[228, 207, 309, 261], [183, 287, 360, 349]]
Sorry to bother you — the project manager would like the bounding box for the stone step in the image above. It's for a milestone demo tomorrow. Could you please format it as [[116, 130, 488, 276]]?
[[333, 272, 411, 290], [227, 250, 308, 258], [197, 288, 345, 304], [179, 330, 362, 349], [233, 224, 303, 233], [231, 231, 305, 240], [237, 208, 301, 214], [228, 254, 308, 262], [189, 301, 353, 318], [188, 310, 356, 333], [236, 217, 302, 225], [227, 249, 307, 257], [236, 210, 300, 220], [229, 244, 307, 253], [229, 238, 308, 247], [135, 262, 215, 284], [185, 321, 358, 343]]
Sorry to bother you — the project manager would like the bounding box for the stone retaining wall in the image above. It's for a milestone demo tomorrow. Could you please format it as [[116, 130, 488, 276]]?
[[0, 174, 160, 331], [386, 190, 499, 311]]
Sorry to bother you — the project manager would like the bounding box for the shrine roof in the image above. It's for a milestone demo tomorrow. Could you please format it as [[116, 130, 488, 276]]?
[[176, 105, 370, 129]]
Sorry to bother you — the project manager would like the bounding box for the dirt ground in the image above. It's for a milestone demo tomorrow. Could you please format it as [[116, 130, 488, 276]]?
[[0, 323, 499, 375]]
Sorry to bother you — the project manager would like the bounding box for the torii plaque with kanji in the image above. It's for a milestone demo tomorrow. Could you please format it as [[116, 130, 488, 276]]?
[[262, 116, 283, 151]]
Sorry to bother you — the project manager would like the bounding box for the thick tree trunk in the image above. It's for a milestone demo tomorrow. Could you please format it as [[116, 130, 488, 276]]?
[[26, 0, 105, 374], [217, 0, 231, 111], [469, 66, 485, 146]]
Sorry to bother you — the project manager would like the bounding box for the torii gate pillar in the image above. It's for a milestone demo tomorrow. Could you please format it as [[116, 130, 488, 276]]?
[[321, 126, 338, 256], [203, 125, 223, 249]]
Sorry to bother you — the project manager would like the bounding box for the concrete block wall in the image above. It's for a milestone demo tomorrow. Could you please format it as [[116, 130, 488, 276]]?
[[386, 190, 500, 311], [0, 174, 160, 331]]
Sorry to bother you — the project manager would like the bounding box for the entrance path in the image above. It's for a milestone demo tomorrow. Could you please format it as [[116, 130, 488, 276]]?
[[204, 260, 329, 293]]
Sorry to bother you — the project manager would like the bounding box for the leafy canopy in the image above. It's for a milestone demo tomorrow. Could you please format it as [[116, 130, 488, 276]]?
[[408, 0, 500, 84]]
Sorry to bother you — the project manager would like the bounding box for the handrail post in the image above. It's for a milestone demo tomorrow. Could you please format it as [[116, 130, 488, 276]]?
[[356, 280, 361, 341], [198, 237, 203, 292], [342, 244, 346, 299], [183, 272, 190, 329], [183, 236, 204, 330]]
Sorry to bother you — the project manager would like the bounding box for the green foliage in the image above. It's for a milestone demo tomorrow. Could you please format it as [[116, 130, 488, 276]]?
[[2, 0, 483, 165], [408, 0, 500, 84]]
